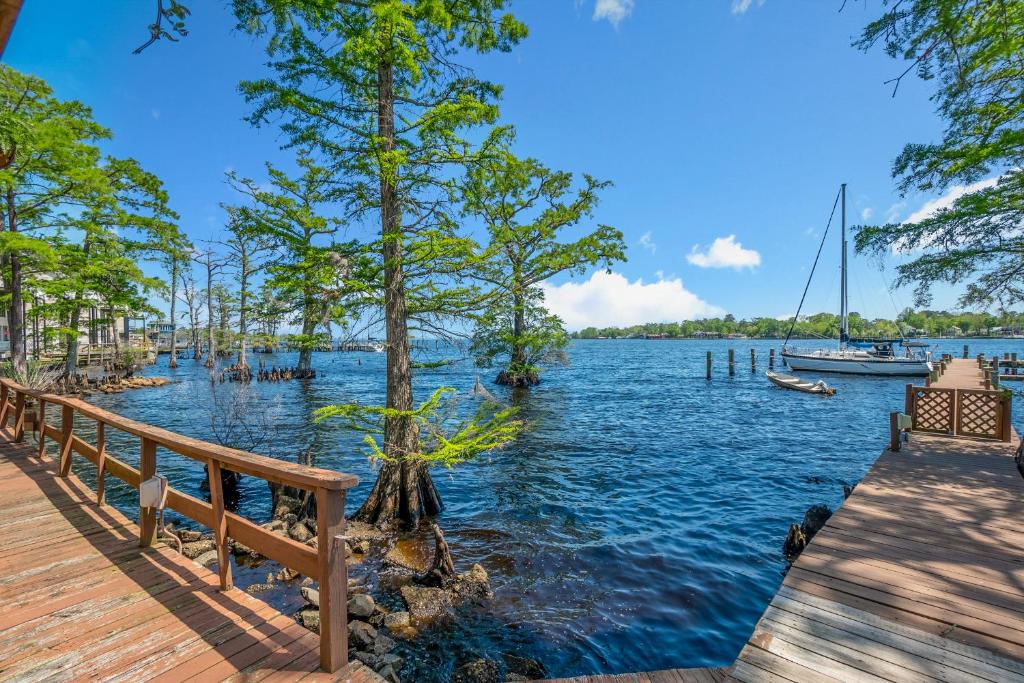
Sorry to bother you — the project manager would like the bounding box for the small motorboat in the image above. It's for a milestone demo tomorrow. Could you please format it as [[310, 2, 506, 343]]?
[[766, 370, 836, 396]]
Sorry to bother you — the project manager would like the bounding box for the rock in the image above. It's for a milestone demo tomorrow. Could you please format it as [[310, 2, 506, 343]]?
[[178, 530, 203, 543], [353, 651, 378, 668], [348, 620, 378, 649], [399, 585, 452, 623], [383, 611, 411, 630], [274, 495, 301, 517], [267, 519, 287, 533], [282, 513, 298, 525], [371, 634, 395, 656], [301, 586, 320, 608], [301, 577, 315, 587], [452, 563, 493, 603], [352, 539, 371, 554], [276, 567, 299, 582], [246, 583, 274, 594], [348, 594, 375, 619], [379, 653, 403, 669], [452, 658, 499, 683], [377, 664, 400, 683], [289, 522, 314, 543], [181, 540, 216, 559], [503, 654, 545, 680], [194, 550, 219, 567], [783, 523, 806, 560], [230, 540, 255, 556], [298, 608, 320, 634]]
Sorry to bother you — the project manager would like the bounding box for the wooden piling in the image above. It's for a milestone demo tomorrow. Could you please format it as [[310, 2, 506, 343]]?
[[728, 348, 735, 376], [750, 348, 756, 371], [1013, 352, 1018, 375], [769, 348, 775, 369], [706, 351, 712, 380], [963, 344, 969, 359]]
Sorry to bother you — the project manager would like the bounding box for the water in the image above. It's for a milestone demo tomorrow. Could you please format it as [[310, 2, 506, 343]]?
[[61, 338, 1024, 680]]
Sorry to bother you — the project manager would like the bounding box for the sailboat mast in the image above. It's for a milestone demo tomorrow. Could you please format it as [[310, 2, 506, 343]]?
[[840, 183, 848, 350]]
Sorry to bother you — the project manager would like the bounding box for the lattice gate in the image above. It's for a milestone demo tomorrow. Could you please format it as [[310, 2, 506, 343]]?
[[909, 387, 956, 434], [957, 389, 1004, 439]]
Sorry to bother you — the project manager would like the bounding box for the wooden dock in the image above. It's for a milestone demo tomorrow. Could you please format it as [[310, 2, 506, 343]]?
[[0, 435, 377, 682], [731, 358, 1024, 682]]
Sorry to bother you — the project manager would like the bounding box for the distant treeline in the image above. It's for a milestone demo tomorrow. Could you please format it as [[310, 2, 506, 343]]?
[[571, 310, 1024, 340]]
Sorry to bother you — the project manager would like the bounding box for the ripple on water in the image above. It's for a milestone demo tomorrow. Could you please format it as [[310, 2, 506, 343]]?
[[74, 339, 1024, 680]]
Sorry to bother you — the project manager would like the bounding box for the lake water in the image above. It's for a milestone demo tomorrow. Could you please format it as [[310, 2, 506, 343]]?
[[61, 338, 1024, 680]]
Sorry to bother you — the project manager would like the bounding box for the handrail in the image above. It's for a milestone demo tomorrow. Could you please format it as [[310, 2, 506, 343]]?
[[0, 376, 358, 673]]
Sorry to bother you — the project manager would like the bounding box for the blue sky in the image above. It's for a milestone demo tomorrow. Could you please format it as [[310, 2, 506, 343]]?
[[5, 1, 975, 329]]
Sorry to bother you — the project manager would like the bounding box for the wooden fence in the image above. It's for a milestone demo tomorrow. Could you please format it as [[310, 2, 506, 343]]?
[[0, 377, 358, 673], [903, 383, 1012, 442]]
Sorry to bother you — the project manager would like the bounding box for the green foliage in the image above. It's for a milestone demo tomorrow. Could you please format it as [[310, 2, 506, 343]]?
[[0, 359, 62, 392], [313, 387, 523, 468], [852, 1, 1024, 307], [464, 149, 625, 380], [226, 155, 354, 368]]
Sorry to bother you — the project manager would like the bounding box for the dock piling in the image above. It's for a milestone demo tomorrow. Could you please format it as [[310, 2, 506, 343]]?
[[728, 349, 735, 376], [769, 348, 775, 369], [706, 351, 712, 380], [750, 348, 756, 371], [963, 344, 969, 359]]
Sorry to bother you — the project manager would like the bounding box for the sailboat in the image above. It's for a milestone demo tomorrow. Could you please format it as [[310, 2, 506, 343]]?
[[781, 184, 933, 377]]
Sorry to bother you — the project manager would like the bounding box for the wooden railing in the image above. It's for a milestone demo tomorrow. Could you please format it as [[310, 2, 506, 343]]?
[[902, 383, 1012, 442], [0, 377, 358, 673]]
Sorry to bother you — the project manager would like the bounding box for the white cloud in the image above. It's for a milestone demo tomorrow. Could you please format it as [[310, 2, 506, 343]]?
[[860, 207, 873, 221], [540, 270, 722, 330], [686, 234, 761, 269], [731, 0, 766, 15], [884, 201, 905, 223], [638, 230, 656, 254], [593, 0, 634, 27], [903, 177, 999, 224]]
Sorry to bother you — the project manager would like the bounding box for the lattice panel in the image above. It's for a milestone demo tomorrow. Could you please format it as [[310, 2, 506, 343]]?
[[912, 389, 955, 434], [957, 390, 1002, 439]]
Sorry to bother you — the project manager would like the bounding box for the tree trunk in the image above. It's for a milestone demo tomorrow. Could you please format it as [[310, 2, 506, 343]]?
[[204, 255, 215, 369], [297, 307, 315, 371], [353, 458, 442, 530], [238, 257, 248, 368], [496, 277, 539, 387], [65, 301, 82, 376], [416, 523, 456, 587], [353, 59, 439, 529], [6, 187, 25, 375], [168, 256, 178, 368]]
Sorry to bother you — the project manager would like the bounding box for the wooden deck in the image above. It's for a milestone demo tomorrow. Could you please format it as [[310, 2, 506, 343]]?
[[732, 358, 1024, 682], [0, 435, 377, 682]]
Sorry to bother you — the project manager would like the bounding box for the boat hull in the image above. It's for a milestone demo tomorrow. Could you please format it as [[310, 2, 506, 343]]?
[[782, 352, 931, 376]]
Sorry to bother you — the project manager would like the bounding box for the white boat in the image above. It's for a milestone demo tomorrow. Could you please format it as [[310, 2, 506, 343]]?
[[780, 184, 932, 377], [766, 370, 836, 395]]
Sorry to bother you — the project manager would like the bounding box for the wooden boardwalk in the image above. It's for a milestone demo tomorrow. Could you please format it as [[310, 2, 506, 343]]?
[[545, 667, 731, 682], [0, 435, 376, 683], [731, 358, 1024, 682]]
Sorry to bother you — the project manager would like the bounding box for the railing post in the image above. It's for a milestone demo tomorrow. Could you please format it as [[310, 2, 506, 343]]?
[[904, 383, 914, 422], [0, 382, 9, 429], [36, 398, 47, 459], [316, 487, 348, 672], [59, 405, 74, 477], [13, 390, 26, 442], [139, 438, 157, 547], [889, 411, 901, 452], [96, 421, 106, 506], [1001, 392, 1013, 443], [207, 460, 234, 591]]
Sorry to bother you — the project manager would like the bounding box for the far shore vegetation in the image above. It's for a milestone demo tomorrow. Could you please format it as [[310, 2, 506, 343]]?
[[572, 309, 1024, 340]]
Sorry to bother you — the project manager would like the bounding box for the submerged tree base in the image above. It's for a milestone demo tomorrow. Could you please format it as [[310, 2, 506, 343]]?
[[353, 459, 443, 530], [495, 368, 540, 387]]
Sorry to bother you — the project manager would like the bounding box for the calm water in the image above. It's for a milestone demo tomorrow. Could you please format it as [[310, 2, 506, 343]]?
[[59, 338, 1024, 680]]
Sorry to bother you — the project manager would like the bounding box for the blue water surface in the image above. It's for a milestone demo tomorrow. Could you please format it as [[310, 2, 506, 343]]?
[[58, 338, 1024, 680]]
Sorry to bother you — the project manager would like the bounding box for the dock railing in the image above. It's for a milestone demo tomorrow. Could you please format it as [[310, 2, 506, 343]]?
[[0, 376, 358, 673], [894, 382, 1012, 447]]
